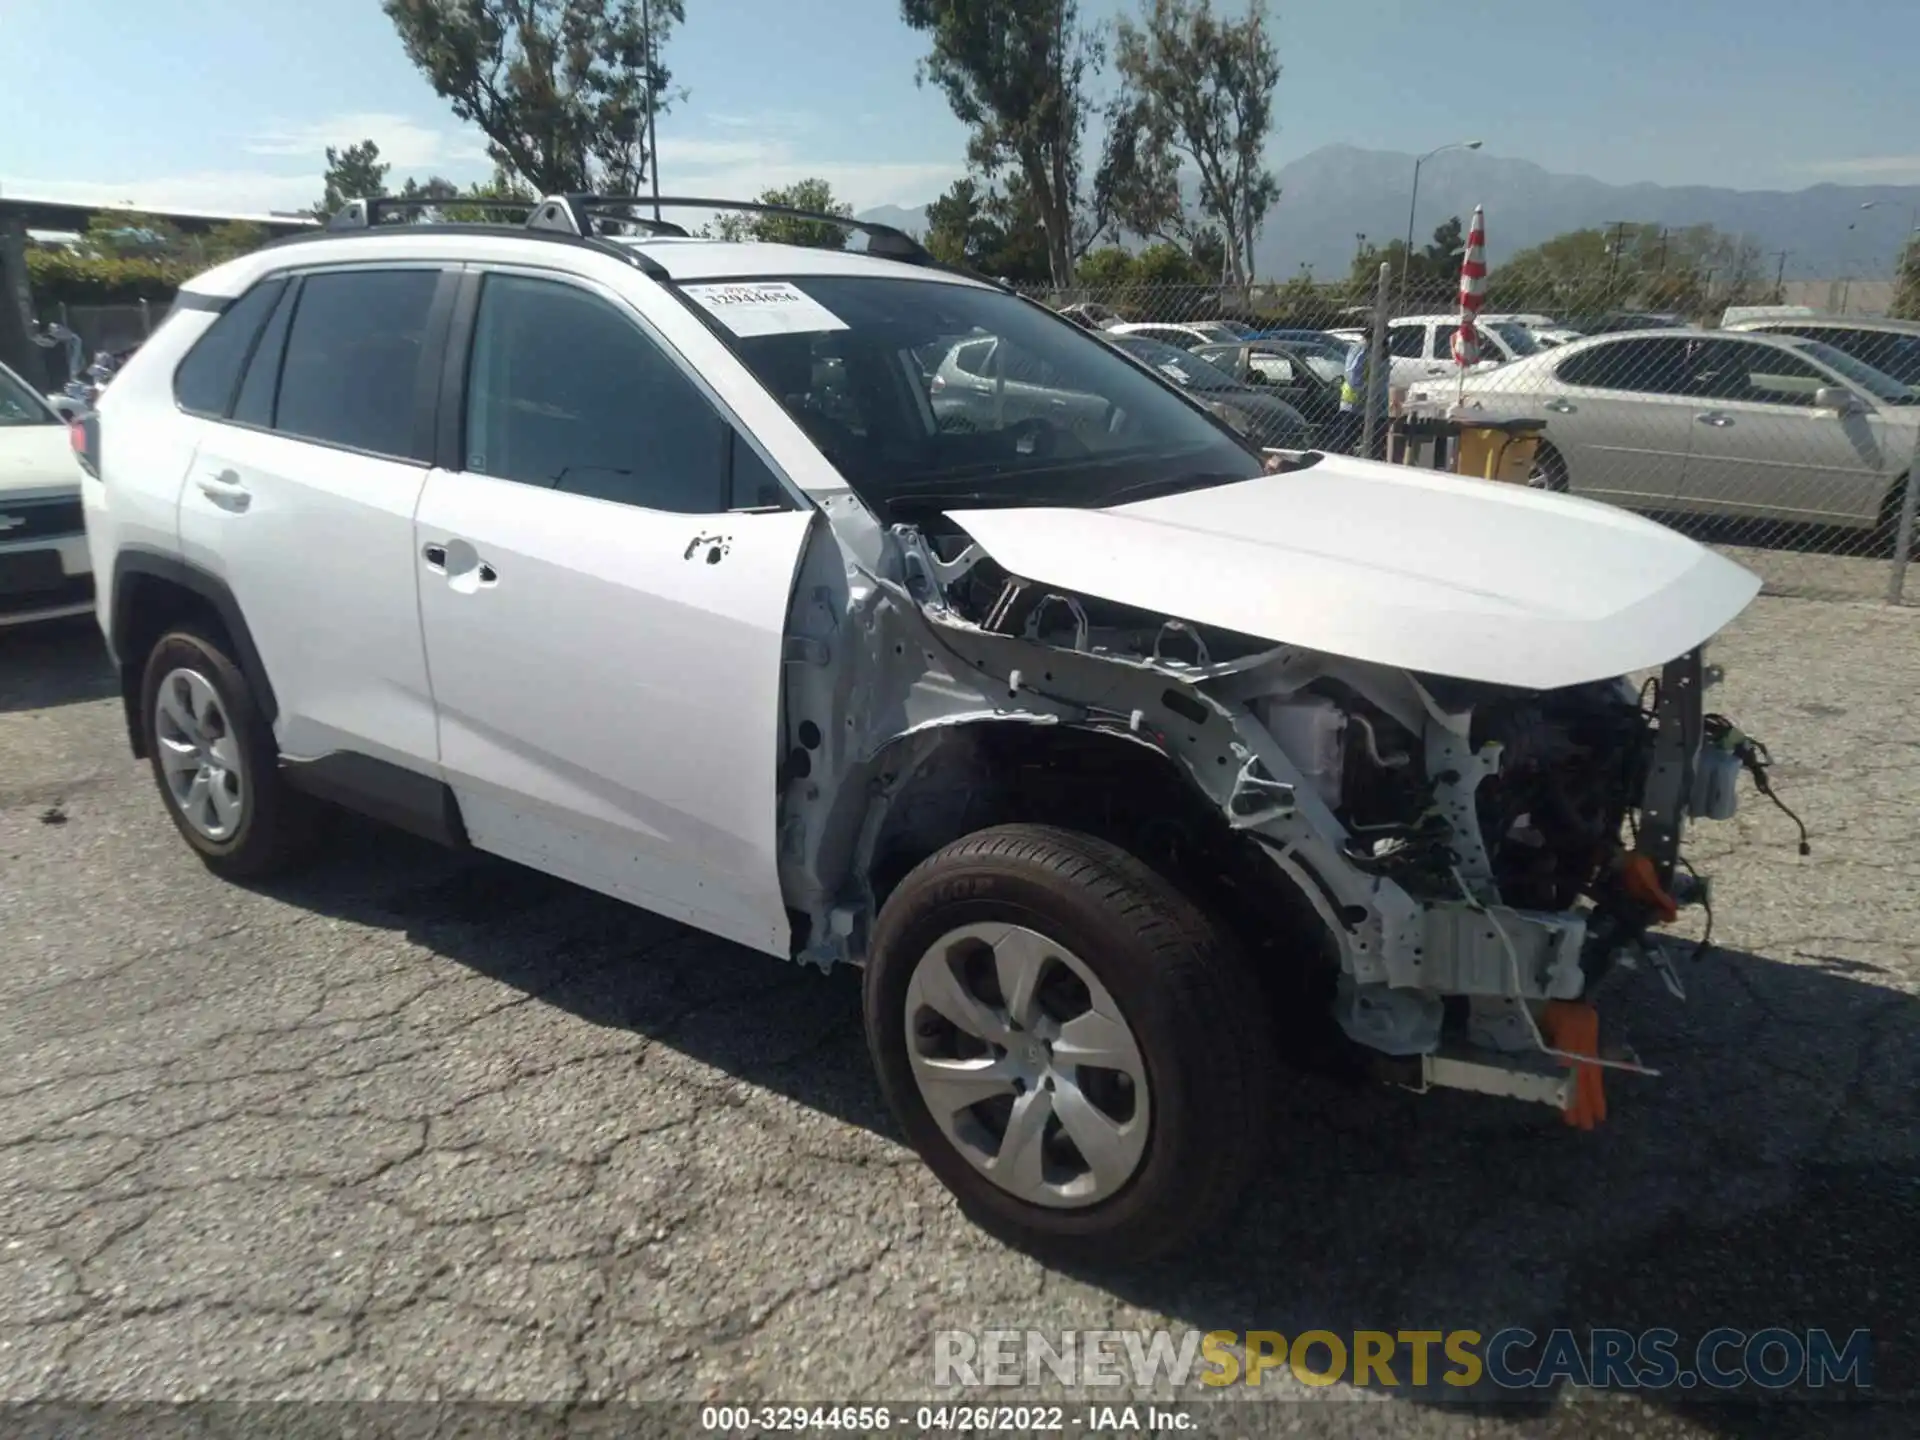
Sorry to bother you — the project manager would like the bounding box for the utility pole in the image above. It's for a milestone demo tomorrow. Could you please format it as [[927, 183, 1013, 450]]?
[[1655, 227, 1670, 274], [1354, 232, 1367, 263], [1603, 220, 1632, 298], [1771, 250, 1789, 301]]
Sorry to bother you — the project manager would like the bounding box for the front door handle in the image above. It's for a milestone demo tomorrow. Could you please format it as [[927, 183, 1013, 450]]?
[[1695, 412, 1734, 427], [421, 542, 447, 571], [197, 469, 251, 510], [1543, 398, 1576, 414]]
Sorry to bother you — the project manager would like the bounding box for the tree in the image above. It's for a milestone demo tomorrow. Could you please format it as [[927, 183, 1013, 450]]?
[[1348, 219, 1461, 299], [315, 141, 390, 218], [1099, 0, 1281, 291], [900, 0, 1104, 286], [924, 177, 998, 269], [1487, 222, 1766, 315], [1894, 236, 1920, 322], [706, 179, 851, 250], [383, 0, 683, 195], [1074, 246, 1137, 288]]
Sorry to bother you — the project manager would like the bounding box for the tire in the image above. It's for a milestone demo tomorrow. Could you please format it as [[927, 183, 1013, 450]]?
[[140, 625, 315, 880], [1872, 472, 1913, 555], [864, 824, 1276, 1263], [1529, 439, 1570, 492]]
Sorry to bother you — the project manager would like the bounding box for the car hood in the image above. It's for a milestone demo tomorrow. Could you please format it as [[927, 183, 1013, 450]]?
[[944, 455, 1761, 690], [0, 425, 79, 498]]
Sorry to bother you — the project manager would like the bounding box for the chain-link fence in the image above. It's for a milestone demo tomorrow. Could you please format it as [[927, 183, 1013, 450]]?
[[1021, 276, 1920, 605]]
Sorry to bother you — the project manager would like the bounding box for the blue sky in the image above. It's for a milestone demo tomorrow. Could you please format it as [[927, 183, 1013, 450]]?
[[0, 0, 1914, 217]]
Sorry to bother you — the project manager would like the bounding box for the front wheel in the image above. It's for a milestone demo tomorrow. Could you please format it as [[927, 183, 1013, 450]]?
[[864, 824, 1275, 1262]]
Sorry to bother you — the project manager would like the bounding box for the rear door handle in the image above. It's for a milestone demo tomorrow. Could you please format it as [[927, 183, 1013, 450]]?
[[1543, 399, 1576, 414], [197, 469, 251, 509], [1695, 412, 1733, 427]]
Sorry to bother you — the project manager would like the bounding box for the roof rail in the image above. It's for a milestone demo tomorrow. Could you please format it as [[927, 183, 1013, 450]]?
[[531, 194, 935, 265]]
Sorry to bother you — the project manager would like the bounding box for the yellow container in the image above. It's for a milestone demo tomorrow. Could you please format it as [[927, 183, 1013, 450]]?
[[1455, 425, 1541, 484]]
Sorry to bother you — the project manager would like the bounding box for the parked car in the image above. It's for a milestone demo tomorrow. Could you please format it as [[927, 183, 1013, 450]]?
[[1105, 320, 1249, 350], [1379, 314, 1543, 387], [1719, 316, 1920, 395], [1, 359, 94, 626], [1237, 329, 1356, 379], [1188, 339, 1344, 435], [1104, 334, 1314, 448], [1563, 311, 1687, 336], [926, 335, 1113, 435], [1408, 329, 1917, 537], [1057, 301, 1123, 332], [83, 194, 1765, 1260]]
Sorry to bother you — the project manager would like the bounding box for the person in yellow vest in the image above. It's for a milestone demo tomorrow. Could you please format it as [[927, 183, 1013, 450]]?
[[1336, 335, 1390, 459]]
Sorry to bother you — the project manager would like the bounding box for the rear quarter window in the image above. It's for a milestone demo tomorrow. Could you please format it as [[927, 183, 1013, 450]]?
[[172, 279, 288, 417]]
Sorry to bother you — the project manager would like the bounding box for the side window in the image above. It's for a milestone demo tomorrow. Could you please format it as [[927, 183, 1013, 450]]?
[[1431, 324, 1458, 359], [464, 273, 746, 515], [952, 339, 997, 378], [275, 270, 440, 459], [1388, 325, 1425, 357], [1555, 338, 1692, 394], [1249, 354, 1296, 386], [173, 279, 286, 417], [1696, 340, 1828, 406], [231, 281, 300, 428]]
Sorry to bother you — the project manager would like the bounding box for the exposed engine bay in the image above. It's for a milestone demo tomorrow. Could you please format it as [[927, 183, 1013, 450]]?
[[773, 496, 1795, 1128]]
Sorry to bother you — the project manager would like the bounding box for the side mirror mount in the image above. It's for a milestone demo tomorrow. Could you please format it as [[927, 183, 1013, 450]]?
[[1815, 385, 1864, 415]]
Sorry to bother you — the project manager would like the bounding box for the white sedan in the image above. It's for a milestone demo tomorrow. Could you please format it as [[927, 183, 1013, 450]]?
[[1, 360, 93, 626], [1411, 328, 1918, 537]]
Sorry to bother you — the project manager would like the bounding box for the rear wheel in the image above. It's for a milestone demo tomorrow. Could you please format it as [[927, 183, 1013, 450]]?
[[1529, 439, 1570, 492], [864, 824, 1275, 1262], [1873, 472, 1913, 555], [141, 627, 315, 879]]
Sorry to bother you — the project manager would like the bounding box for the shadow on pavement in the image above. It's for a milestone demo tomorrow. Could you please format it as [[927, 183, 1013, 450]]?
[[251, 814, 1916, 1434], [0, 615, 118, 714]]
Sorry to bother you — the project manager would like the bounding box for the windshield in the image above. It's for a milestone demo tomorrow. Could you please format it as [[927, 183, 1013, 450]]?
[[1796, 330, 1920, 388], [0, 364, 58, 426], [1485, 321, 1542, 357], [1794, 340, 1920, 405], [1108, 336, 1246, 392], [700, 276, 1260, 510]]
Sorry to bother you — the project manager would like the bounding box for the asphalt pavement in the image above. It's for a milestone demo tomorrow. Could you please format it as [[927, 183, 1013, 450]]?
[[1, 595, 1915, 1437]]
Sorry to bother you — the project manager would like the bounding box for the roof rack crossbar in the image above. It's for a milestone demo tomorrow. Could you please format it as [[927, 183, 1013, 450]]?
[[545, 194, 934, 264], [326, 195, 541, 231]]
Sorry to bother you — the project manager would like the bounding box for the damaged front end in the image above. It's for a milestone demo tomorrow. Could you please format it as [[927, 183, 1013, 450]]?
[[774, 487, 1790, 1129]]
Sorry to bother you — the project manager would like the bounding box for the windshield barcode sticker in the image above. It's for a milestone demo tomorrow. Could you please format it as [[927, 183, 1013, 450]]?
[[683, 281, 849, 337]]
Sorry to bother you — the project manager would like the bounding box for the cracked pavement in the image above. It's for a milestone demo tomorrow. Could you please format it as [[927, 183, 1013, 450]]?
[[1, 596, 1915, 1437]]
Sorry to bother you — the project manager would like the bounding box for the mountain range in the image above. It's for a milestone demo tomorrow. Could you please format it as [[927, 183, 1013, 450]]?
[[858, 144, 1920, 282]]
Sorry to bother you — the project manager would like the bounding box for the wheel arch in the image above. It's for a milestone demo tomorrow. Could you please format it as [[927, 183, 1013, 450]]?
[[856, 717, 1340, 1029], [111, 550, 277, 758]]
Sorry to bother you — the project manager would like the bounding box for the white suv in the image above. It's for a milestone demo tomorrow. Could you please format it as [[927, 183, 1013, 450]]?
[[85, 194, 1770, 1259]]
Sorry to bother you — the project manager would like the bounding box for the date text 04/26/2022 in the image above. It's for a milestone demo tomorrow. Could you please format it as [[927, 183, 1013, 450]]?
[[699, 1404, 1195, 1432]]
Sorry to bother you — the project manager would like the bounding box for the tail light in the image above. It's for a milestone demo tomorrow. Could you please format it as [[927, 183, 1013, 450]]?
[[70, 414, 100, 478]]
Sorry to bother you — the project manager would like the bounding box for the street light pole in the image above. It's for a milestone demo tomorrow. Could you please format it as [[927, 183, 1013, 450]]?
[[1400, 139, 1481, 314], [642, 0, 661, 221]]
